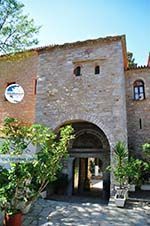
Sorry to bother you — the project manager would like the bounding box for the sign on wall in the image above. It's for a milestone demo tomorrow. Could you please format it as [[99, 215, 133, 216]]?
[[5, 84, 24, 103], [0, 154, 36, 163]]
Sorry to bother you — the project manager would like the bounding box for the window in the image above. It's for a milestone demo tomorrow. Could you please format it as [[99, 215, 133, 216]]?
[[139, 118, 142, 129], [33, 79, 37, 95], [74, 66, 81, 76], [95, 65, 100, 74], [133, 80, 145, 100]]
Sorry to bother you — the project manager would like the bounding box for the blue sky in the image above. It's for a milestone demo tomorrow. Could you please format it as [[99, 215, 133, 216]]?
[[22, 0, 150, 65]]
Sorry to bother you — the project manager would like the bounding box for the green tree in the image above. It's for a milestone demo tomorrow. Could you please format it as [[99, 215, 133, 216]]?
[[0, 0, 40, 54], [0, 117, 74, 215], [107, 141, 128, 189], [127, 52, 137, 68], [142, 143, 150, 182], [143, 143, 150, 160], [126, 157, 149, 187]]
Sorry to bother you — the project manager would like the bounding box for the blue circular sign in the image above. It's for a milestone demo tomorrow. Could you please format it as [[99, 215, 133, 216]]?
[[5, 84, 24, 103]]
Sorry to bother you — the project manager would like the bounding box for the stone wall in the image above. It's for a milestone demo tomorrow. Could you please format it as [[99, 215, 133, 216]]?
[[125, 68, 150, 156], [36, 38, 128, 157], [0, 52, 38, 124]]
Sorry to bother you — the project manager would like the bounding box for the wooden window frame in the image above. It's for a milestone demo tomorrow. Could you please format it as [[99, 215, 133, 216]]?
[[133, 80, 145, 100]]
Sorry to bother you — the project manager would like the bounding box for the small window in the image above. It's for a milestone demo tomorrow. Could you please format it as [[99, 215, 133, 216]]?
[[133, 80, 145, 100], [139, 118, 142, 129], [33, 79, 37, 95], [95, 65, 100, 74], [74, 66, 81, 76]]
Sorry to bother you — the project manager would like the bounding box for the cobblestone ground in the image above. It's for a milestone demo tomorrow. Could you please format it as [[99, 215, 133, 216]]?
[[23, 198, 149, 226], [0, 198, 150, 226]]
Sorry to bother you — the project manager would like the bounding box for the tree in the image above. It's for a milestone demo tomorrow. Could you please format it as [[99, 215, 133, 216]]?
[[126, 157, 149, 188], [0, 0, 40, 54], [143, 143, 150, 160], [127, 52, 137, 68], [107, 141, 128, 189], [0, 117, 74, 215], [142, 143, 150, 182]]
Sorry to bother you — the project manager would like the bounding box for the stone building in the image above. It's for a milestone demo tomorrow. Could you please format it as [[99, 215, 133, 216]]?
[[0, 35, 149, 200], [126, 67, 150, 156]]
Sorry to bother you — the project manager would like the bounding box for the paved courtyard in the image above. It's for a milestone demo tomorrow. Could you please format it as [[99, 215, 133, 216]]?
[[0, 198, 149, 226], [21, 198, 150, 226]]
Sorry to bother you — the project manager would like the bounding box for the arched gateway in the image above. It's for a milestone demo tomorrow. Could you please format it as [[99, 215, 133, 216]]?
[[57, 120, 111, 201]]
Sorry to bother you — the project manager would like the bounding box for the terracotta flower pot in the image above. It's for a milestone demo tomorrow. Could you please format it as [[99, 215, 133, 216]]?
[[3, 212, 22, 226]]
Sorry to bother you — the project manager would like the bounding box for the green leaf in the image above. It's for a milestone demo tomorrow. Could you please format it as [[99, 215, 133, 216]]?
[[0, 0, 40, 54]]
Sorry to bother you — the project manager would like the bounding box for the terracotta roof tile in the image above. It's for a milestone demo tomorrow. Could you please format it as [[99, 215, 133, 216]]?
[[126, 65, 150, 71]]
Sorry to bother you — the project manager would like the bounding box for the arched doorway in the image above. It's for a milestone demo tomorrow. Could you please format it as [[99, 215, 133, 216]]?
[[66, 121, 110, 200]]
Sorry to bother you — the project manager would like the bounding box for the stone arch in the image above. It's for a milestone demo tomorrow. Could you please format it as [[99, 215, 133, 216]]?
[[53, 113, 115, 148], [55, 119, 111, 199], [69, 129, 104, 149]]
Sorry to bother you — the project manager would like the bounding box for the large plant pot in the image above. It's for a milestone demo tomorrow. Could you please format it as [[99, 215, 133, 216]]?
[[141, 184, 150, 190], [114, 189, 128, 207], [115, 195, 126, 207], [3, 212, 22, 226], [128, 184, 135, 192]]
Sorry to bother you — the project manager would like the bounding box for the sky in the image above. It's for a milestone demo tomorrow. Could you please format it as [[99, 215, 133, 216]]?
[[21, 0, 150, 66]]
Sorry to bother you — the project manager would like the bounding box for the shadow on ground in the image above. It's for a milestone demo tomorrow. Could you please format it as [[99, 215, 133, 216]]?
[[22, 198, 150, 226]]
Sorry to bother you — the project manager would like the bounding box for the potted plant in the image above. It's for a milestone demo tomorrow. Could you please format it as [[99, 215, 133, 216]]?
[[126, 157, 148, 191], [138, 144, 150, 190], [107, 141, 128, 207], [0, 117, 73, 226]]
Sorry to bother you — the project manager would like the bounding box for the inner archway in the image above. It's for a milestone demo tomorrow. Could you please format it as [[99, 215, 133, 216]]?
[[68, 121, 110, 200]]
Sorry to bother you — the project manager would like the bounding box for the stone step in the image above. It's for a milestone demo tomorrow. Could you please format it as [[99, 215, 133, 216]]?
[[108, 197, 150, 208], [108, 197, 116, 207], [128, 197, 150, 203], [126, 199, 150, 207]]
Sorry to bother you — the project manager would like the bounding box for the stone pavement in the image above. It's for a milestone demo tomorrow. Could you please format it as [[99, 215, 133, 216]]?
[[21, 198, 150, 226], [0, 198, 149, 226]]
